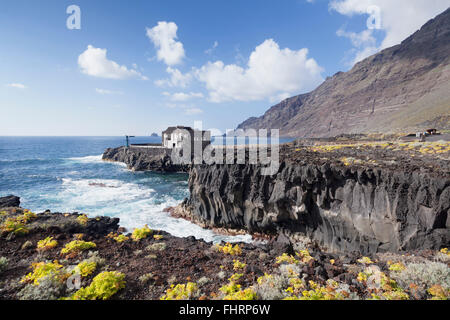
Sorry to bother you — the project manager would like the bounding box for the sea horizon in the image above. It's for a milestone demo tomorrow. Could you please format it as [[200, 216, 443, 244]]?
[[0, 136, 252, 243]]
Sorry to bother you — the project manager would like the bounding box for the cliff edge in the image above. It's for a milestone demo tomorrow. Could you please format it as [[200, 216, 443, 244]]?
[[181, 141, 450, 254]]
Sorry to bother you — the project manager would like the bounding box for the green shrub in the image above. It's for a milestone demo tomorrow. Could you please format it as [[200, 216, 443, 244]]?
[[76, 214, 89, 226], [161, 282, 199, 300], [215, 243, 242, 255], [66, 271, 125, 300], [357, 256, 374, 265], [437, 248, 450, 263], [296, 249, 315, 264], [73, 261, 97, 277], [131, 225, 152, 241], [21, 261, 66, 286], [0, 210, 37, 235], [37, 236, 58, 251], [219, 273, 257, 300], [0, 218, 29, 235], [60, 240, 96, 257], [298, 280, 349, 300], [388, 261, 406, 272], [275, 253, 298, 265], [114, 234, 129, 243], [233, 260, 246, 271], [19, 210, 37, 223], [223, 288, 258, 300]]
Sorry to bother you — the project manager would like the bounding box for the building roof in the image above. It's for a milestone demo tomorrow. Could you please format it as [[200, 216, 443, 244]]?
[[162, 126, 210, 135], [162, 126, 194, 135]]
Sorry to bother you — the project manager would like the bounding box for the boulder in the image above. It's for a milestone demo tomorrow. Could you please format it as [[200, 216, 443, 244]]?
[[0, 195, 20, 208]]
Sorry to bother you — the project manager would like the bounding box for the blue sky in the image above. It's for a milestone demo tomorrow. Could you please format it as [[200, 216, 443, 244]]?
[[1, 0, 449, 136]]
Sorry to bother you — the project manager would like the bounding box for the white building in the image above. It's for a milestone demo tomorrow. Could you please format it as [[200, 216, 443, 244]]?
[[162, 126, 211, 149]]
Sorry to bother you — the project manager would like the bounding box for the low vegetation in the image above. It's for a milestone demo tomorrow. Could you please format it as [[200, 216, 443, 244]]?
[[304, 141, 450, 156], [37, 236, 58, 252], [295, 140, 450, 169], [0, 210, 38, 236], [76, 214, 89, 226], [215, 243, 242, 256], [131, 225, 152, 241], [219, 273, 257, 300], [160, 282, 200, 300], [60, 240, 97, 258], [73, 261, 97, 277], [0, 218, 29, 236], [21, 261, 67, 286], [1, 208, 449, 301], [65, 271, 126, 300], [107, 232, 129, 243]]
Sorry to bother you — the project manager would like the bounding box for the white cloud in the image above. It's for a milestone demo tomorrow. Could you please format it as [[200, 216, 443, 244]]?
[[194, 39, 324, 103], [336, 28, 376, 48], [154, 67, 192, 88], [205, 41, 219, 55], [269, 92, 293, 104], [336, 27, 379, 64], [163, 102, 203, 115], [146, 21, 185, 66], [6, 83, 27, 89], [184, 108, 203, 115], [168, 92, 204, 102], [78, 45, 147, 80], [330, 0, 450, 64], [95, 88, 124, 95]]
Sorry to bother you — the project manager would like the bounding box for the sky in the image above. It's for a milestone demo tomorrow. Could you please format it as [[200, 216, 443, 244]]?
[[1, 0, 449, 136]]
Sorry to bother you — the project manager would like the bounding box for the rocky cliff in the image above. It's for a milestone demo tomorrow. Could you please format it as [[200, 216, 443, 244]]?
[[181, 144, 450, 255], [102, 146, 190, 173], [0, 195, 20, 208], [237, 8, 450, 137]]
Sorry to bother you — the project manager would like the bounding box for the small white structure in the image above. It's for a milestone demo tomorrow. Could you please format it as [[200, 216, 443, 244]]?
[[162, 126, 211, 149]]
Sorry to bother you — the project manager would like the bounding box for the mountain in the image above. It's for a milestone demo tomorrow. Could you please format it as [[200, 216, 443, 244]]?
[[237, 8, 450, 138]]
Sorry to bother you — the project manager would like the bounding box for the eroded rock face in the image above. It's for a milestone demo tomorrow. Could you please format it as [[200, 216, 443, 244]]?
[[184, 162, 450, 254], [0, 195, 20, 208], [237, 8, 450, 137], [102, 146, 190, 173]]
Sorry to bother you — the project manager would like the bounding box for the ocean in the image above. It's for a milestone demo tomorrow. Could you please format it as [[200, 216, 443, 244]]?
[[0, 136, 252, 243]]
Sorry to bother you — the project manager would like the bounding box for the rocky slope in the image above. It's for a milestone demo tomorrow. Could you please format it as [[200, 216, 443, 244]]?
[[237, 8, 450, 137], [1, 197, 449, 300], [180, 142, 450, 255]]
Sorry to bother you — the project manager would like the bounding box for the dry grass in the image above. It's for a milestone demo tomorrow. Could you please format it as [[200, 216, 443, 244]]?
[[299, 141, 450, 156]]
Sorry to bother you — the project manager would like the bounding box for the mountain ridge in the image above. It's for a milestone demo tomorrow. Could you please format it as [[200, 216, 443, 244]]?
[[237, 8, 450, 137]]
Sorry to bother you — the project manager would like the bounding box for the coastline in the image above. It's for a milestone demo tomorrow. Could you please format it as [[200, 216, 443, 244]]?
[[163, 205, 274, 242], [102, 138, 450, 255], [1, 198, 448, 300]]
